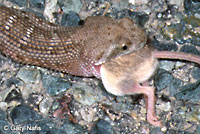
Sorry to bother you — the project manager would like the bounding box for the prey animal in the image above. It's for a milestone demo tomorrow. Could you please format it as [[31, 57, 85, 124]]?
[[1, 6, 200, 126]]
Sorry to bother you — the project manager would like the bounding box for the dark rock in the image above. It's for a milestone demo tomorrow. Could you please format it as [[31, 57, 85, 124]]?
[[191, 67, 200, 80], [162, 16, 200, 46], [6, 77, 21, 88], [58, 0, 83, 14], [30, 0, 45, 9], [17, 68, 41, 84], [154, 70, 174, 91], [5, 89, 22, 103], [128, 10, 149, 27], [184, 0, 200, 15], [61, 12, 81, 26], [151, 127, 163, 134], [152, 39, 178, 51], [158, 5, 178, 20], [10, 105, 42, 125], [42, 74, 71, 96], [175, 79, 200, 103], [91, 120, 114, 134], [60, 120, 86, 134], [169, 78, 183, 96], [7, 0, 27, 7], [180, 45, 200, 55], [196, 125, 200, 134]]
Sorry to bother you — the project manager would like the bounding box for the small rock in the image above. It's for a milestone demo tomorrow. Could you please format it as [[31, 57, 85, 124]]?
[[168, 0, 184, 7], [0, 109, 15, 134], [60, 119, 85, 134], [162, 16, 200, 46], [191, 67, 200, 80], [168, 78, 183, 96], [151, 127, 164, 134], [151, 0, 168, 12], [39, 96, 53, 115], [58, 0, 83, 14], [43, 0, 59, 23], [8, 0, 26, 7], [112, 0, 129, 10], [42, 74, 71, 96], [5, 89, 22, 103], [152, 40, 178, 51], [67, 82, 105, 106], [154, 70, 174, 91], [61, 12, 81, 26], [17, 68, 41, 84], [80, 107, 96, 122], [129, 0, 150, 5], [16, 68, 43, 99], [10, 105, 42, 124], [128, 11, 149, 27], [30, 0, 45, 9], [159, 60, 176, 72], [196, 125, 200, 133], [91, 120, 114, 134], [158, 101, 171, 112], [6, 77, 21, 88], [180, 45, 200, 55], [175, 79, 200, 103], [184, 0, 200, 15]]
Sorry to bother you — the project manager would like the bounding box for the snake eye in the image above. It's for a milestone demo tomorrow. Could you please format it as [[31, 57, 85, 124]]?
[[122, 44, 128, 50]]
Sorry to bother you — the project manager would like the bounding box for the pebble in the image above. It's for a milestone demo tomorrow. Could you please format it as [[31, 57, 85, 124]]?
[[16, 67, 41, 84], [6, 76, 21, 88], [43, 0, 59, 23], [196, 125, 200, 133], [152, 40, 178, 51], [7, 0, 26, 7], [42, 74, 71, 96], [91, 120, 114, 134], [39, 96, 53, 115], [151, 127, 163, 134], [128, 11, 149, 27], [67, 82, 105, 106], [154, 70, 174, 91], [191, 67, 200, 80], [180, 45, 200, 55], [158, 101, 171, 112], [29, 0, 45, 9], [168, 0, 184, 7], [58, 0, 83, 14], [129, 0, 150, 5], [10, 105, 42, 124], [112, 0, 129, 10], [5, 89, 22, 103], [162, 16, 200, 46], [61, 12, 81, 26], [175, 79, 200, 103], [159, 60, 176, 72], [16, 68, 43, 99], [168, 78, 183, 96], [0, 109, 15, 134], [59, 120, 85, 134], [184, 0, 200, 16]]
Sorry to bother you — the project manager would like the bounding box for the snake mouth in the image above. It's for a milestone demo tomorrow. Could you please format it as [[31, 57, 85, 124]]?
[[93, 64, 102, 79]]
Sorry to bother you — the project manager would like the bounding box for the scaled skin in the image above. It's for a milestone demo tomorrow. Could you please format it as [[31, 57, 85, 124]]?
[[3, 6, 200, 127], [0, 6, 146, 78]]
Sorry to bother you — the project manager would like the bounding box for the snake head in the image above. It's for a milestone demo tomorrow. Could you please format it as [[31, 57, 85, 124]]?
[[95, 17, 146, 65]]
